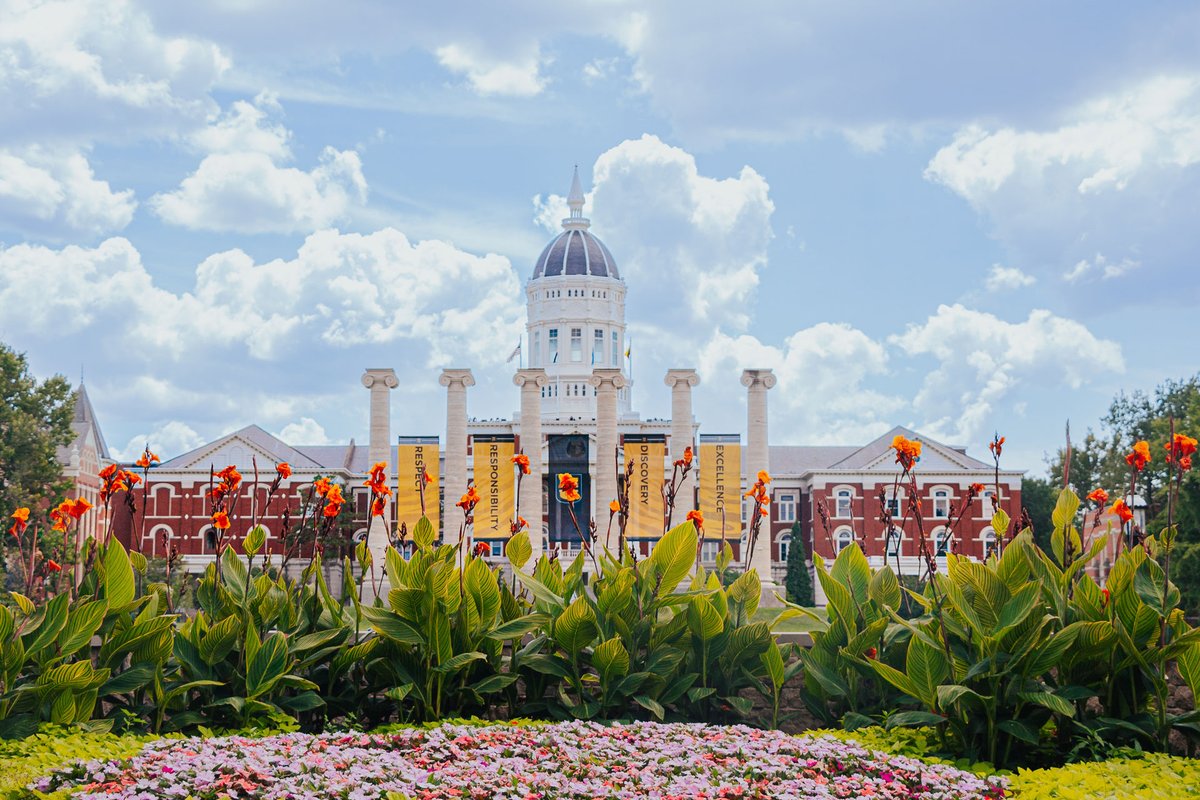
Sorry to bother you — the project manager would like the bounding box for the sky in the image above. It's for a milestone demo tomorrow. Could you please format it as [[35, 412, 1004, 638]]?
[[1, 0, 1198, 477]]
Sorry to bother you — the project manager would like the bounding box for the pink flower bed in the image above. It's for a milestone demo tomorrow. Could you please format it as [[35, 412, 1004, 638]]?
[[35, 721, 1006, 799]]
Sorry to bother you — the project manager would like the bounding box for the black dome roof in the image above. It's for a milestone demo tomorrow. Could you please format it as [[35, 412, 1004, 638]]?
[[532, 229, 620, 280]]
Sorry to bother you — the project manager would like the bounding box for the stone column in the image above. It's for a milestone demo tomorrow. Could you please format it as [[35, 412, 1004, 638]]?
[[665, 369, 700, 528], [439, 369, 475, 549], [361, 368, 398, 602], [590, 368, 627, 549], [741, 369, 779, 599], [514, 368, 548, 563]]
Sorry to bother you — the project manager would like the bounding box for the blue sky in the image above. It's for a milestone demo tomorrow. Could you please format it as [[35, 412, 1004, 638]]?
[[1, 0, 1197, 476]]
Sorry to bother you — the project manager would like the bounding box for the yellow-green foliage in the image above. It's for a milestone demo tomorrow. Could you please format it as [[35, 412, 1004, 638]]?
[[0, 728, 157, 799], [1006, 755, 1200, 799]]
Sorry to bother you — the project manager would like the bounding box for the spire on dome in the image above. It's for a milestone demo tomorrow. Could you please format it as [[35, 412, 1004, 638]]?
[[567, 165, 585, 218]]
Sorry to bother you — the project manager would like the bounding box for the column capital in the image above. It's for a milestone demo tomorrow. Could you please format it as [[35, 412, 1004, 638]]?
[[513, 368, 549, 389], [740, 368, 777, 390], [439, 368, 476, 389], [664, 368, 700, 389], [361, 368, 398, 390], [589, 367, 627, 390]]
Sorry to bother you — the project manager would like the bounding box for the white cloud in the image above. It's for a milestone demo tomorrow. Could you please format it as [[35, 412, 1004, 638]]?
[[985, 264, 1036, 292], [925, 76, 1200, 289], [697, 323, 901, 445], [150, 146, 367, 233], [113, 421, 204, 462], [891, 304, 1124, 442], [1063, 253, 1140, 283], [278, 417, 330, 445], [0, 146, 136, 237], [435, 42, 547, 97], [535, 135, 774, 334], [190, 92, 290, 159], [0, 0, 227, 145]]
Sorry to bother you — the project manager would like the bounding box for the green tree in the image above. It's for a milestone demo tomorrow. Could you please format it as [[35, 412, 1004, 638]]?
[[1020, 475, 1056, 553], [0, 343, 75, 516], [784, 521, 813, 605]]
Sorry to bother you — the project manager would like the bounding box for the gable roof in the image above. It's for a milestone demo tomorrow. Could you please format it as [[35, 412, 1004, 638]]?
[[827, 425, 992, 471], [159, 425, 330, 471]]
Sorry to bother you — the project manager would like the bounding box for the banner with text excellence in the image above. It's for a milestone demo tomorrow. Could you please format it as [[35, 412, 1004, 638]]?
[[472, 435, 516, 539], [623, 434, 665, 540], [699, 434, 741, 541], [396, 436, 439, 540]]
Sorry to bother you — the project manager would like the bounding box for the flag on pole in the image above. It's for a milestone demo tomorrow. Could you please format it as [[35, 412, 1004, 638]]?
[[625, 340, 631, 359], [506, 340, 521, 364]]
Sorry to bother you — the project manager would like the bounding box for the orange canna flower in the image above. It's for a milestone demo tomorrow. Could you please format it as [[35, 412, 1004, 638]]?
[[558, 472, 579, 492], [757, 470, 771, 485], [686, 509, 704, 528], [313, 476, 332, 497], [988, 435, 1005, 457], [473, 541, 491, 558], [212, 511, 231, 530], [1182, 455, 1193, 472], [456, 485, 480, 511], [323, 484, 345, 517], [891, 435, 922, 470], [561, 488, 581, 503], [50, 501, 72, 532], [10, 508, 29, 525], [512, 453, 531, 475], [1086, 488, 1109, 506], [99, 463, 118, 480], [1125, 441, 1151, 471], [68, 497, 92, 518], [135, 449, 160, 469], [1165, 434, 1198, 468], [46, 559, 62, 573], [371, 496, 387, 517], [969, 482, 985, 495], [1109, 498, 1134, 525], [422, 470, 434, 485], [517, 516, 528, 530], [609, 499, 620, 514], [276, 462, 292, 479], [683, 447, 694, 467]]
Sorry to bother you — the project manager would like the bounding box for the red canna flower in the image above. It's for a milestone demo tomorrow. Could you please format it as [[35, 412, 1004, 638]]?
[[1125, 441, 1151, 471], [99, 463, 118, 480], [1165, 434, 1198, 469], [473, 541, 491, 558], [864, 647, 877, 660], [276, 462, 292, 479], [988, 435, 1005, 457], [1182, 455, 1193, 471], [1086, 488, 1109, 506], [422, 470, 434, 485], [1109, 498, 1134, 525], [512, 453, 531, 475], [212, 511, 231, 530], [557, 473, 580, 503], [1101, 588, 1110, 606], [969, 482, 985, 495], [686, 509, 704, 528], [683, 446, 694, 467], [46, 559, 62, 573], [9, 507, 29, 537], [371, 496, 387, 517], [216, 465, 241, 492]]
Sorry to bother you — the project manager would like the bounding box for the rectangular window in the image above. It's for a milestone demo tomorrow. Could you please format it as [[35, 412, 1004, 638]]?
[[700, 540, 719, 563], [933, 490, 950, 518], [887, 492, 902, 518], [489, 541, 504, 558], [777, 493, 796, 522], [548, 329, 558, 363], [570, 328, 582, 362], [532, 331, 540, 367], [611, 331, 619, 366], [885, 528, 901, 558], [594, 329, 604, 364]]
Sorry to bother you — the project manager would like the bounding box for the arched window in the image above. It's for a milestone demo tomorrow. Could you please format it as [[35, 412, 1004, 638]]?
[[199, 525, 218, 553], [834, 527, 854, 553], [981, 527, 998, 559], [834, 488, 853, 518], [143, 524, 173, 558], [932, 488, 950, 519], [778, 532, 791, 562], [933, 527, 950, 557]]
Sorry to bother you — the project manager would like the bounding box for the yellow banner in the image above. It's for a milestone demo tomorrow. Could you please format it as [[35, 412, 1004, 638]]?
[[699, 438, 741, 540], [625, 438, 665, 540], [473, 437, 515, 539], [396, 438, 439, 539]]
